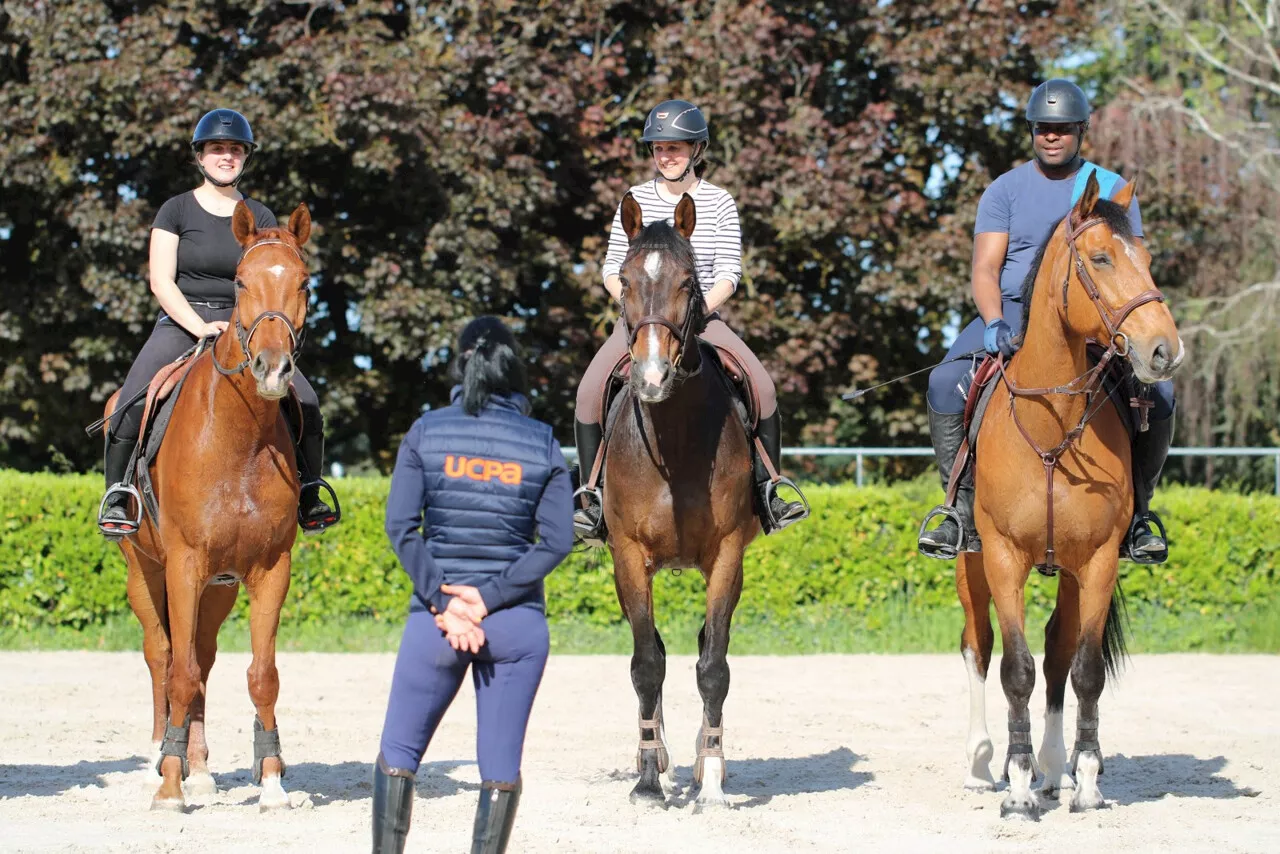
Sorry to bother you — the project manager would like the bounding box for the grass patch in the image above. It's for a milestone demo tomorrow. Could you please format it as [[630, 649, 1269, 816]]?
[[3, 599, 1277, 654]]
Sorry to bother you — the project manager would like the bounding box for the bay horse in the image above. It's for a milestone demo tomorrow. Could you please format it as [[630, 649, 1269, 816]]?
[[102, 201, 313, 812], [957, 174, 1183, 818], [600, 192, 759, 810]]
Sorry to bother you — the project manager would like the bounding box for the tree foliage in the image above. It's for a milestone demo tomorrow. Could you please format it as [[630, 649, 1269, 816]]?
[[4, 0, 1105, 473]]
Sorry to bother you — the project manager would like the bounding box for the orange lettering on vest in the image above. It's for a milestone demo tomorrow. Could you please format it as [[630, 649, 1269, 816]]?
[[443, 455, 524, 484]]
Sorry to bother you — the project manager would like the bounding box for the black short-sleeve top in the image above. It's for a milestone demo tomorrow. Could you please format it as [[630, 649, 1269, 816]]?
[[151, 191, 277, 303]]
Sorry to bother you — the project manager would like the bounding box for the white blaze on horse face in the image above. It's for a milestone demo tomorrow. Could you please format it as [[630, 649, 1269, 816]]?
[[644, 251, 662, 281], [963, 648, 996, 791], [641, 326, 665, 388], [1111, 235, 1145, 270]]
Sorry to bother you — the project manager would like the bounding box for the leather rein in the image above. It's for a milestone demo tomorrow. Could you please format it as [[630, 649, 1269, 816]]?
[[996, 212, 1165, 576], [211, 238, 308, 377]]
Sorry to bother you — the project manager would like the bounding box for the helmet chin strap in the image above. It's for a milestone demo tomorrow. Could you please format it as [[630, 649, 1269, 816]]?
[[654, 141, 707, 182], [195, 149, 253, 188]]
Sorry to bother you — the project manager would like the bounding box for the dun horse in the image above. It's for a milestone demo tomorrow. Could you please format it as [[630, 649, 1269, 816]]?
[[957, 175, 1183, 818], [102, 202, 313, 812], [598, 192, 760, 809]]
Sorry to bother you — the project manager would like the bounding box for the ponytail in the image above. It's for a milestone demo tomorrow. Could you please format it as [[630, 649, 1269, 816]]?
[[449, 316, 529, 416]]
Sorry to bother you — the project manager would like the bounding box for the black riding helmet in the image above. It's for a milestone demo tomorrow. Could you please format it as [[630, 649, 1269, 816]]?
[[642, 99, 709, 181], [191, 108, 257, 188], [1025, 79, 1092, 127]]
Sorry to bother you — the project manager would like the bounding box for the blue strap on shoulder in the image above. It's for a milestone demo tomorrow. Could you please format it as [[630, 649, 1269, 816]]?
[[1071, 161, 1122, 204]]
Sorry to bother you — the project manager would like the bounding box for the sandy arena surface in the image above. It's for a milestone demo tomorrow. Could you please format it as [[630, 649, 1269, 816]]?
[[0, 651, 1276, 853]]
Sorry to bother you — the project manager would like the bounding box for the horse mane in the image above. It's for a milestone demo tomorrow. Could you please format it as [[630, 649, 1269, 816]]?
[[624, 220, 707, 327], [1018, 198, 1134, 332]]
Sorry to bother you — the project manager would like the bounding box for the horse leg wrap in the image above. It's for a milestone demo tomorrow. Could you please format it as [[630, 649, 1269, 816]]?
[[156, 715, 191, 779], [1001, 719, 1033, 782], [252, 715, 285, 784], [693, 717, 725, 785], [1071, 718, 1102, 775]]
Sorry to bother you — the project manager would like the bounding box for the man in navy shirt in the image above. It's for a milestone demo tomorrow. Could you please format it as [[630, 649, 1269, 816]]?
[[917, 79, 1176, 564]]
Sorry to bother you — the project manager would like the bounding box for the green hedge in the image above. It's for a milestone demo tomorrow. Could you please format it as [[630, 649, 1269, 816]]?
[[1, 471, 1276, 630]]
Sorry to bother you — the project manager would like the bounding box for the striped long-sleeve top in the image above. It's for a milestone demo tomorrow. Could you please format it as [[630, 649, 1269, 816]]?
[[601, 178, 743, 295]]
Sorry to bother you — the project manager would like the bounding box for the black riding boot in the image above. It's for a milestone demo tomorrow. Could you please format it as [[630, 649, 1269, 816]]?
[[98, 434, 140, 538], [471, 778, 521, 854], [918, 404, 981, 558], [1124, 411, 1174, 564], [754, 411, 809, 534], [571, 419, 605, 543], [372, 753, 415, 854], [295, 427, 341, 534]]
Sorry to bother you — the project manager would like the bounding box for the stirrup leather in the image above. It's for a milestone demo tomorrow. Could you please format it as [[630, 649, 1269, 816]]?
[[917, 504, 966, 559], [762, 476, 810, 532], [98, 483, 142, 539], [299, 478, 341, 533]]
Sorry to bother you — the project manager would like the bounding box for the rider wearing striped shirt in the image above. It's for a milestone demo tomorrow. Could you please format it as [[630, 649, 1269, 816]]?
[[572, 100, 808, 540]]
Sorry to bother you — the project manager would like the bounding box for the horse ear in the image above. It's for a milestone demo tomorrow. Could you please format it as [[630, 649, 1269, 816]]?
[[287, 203, 311, 247], [1073, 169, 1101, 221], [621, 192, 643, 241], [673, 194, 696, 241], [1110, 176, 1137, 210], [231, 201, 257, 247]]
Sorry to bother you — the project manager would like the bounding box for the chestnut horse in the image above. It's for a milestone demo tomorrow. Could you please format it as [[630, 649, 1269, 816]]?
[[600, 192, 759, 810], [102, 201, 313, 812], [957, 174, 1183, 818]]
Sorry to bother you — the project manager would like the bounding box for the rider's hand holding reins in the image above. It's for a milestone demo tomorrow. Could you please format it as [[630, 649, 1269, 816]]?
[[199, 320, 229, 339], [984, 318, 1019, 358]]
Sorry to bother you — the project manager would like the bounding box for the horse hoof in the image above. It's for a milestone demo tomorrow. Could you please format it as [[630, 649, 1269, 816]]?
[[628, 782, 667, 808], [183, 772, 218, 796], [258, 775, 291, 812], [963, 774, 996, 792], [999, 793, 1041, 821], [1069, 789, 1108, 813], [692, 793, 731, 814], [150, 796, 186, 813]]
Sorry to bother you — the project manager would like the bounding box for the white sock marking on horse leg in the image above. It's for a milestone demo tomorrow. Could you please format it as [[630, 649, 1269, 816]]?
[[258, 773, 291, 811], [144, 741, 162, 791], [694, 757, 727, 809], [1070, 751, 1106, 811], [1001, 757, 1040, 819], [1037, 710, 1073, 797], [658, 718, 675, 792], [963, 649, 996, 791]]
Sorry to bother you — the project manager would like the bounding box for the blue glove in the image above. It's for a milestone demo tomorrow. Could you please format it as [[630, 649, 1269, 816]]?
[[983, 318, 1018, 358]]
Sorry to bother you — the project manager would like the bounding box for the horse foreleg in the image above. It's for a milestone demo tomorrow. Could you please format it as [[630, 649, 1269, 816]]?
[[245, 552, 292, 812], [1039, 572, 1082, 799], [1068, 553, 1121, 813], [184, 584, 239, 796], [692, 549, 744, 812], [612, 541, 669, 807], [987, 539, 1040, 821], [956, 552, 996, 791], [153, 565, 203, 812], [124, 549, 169, 777]]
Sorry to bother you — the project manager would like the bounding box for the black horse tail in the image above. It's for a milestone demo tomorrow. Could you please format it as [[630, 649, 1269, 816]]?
[[1101, 577, 1130, 679]]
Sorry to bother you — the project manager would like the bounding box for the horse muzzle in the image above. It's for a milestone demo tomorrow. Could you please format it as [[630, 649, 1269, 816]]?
[[250, 351, 296, 399], [633, 357, 673, 403], [1128, 335, 1185, 384]]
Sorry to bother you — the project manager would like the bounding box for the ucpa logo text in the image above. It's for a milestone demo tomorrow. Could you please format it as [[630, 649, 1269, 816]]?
[[444, 455, 523, 485]]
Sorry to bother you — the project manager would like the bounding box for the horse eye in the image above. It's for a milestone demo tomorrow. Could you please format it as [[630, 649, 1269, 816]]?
[[1090, 254, 1111, 266], [618, 277, 630, 291], [235, 280, 246, 290]]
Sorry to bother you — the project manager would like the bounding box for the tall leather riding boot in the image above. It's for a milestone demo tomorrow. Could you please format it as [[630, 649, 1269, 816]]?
[[572, 419, 605, 538], [471, 778, 521, 854], [1126, 410, 1175, 563], [295, 426, 340, 532], [98, 434, 140, 536], [372, 754, 415, 854], [754, 411, 809, 533], [917, 404, 980, 558]]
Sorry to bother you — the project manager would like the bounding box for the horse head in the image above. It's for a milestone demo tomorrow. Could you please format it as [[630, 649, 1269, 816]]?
[[228, 202, 312, 399], [617, 191, 705, 403], [1056, 172, 1184, 383]]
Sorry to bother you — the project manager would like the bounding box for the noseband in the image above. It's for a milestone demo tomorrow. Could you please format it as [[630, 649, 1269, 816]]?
[[999, 212, 1165, 576], [212, 238, 308, 377]]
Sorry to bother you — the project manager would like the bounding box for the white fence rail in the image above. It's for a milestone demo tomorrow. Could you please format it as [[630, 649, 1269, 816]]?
[[562, 446, 1280, 494]]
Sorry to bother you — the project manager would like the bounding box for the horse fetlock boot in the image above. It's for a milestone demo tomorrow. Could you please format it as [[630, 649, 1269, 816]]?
[[372, 753, 415, 854], [754, 412, 809, 534], [296, 431, 340, 533], [572, 419, 607, 544], [918, 406, 980, 558], [1123, 413, 1173, 564], [472, 778, 521, 854], [252, 715, 286, 784], [156, 715, 191, 779]]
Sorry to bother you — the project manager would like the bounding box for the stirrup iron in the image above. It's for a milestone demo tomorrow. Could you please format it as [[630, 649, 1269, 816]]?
[[98, 483, 142, 539], [299, 478, 341, 533], [762, 476, 809, 532]]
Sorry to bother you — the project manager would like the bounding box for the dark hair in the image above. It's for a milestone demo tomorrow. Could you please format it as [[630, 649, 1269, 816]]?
[[449, 316, 529, 416]]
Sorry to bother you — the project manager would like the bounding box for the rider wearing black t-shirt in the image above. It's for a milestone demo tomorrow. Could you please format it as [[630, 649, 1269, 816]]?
[[98, 109, 339, 537]]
